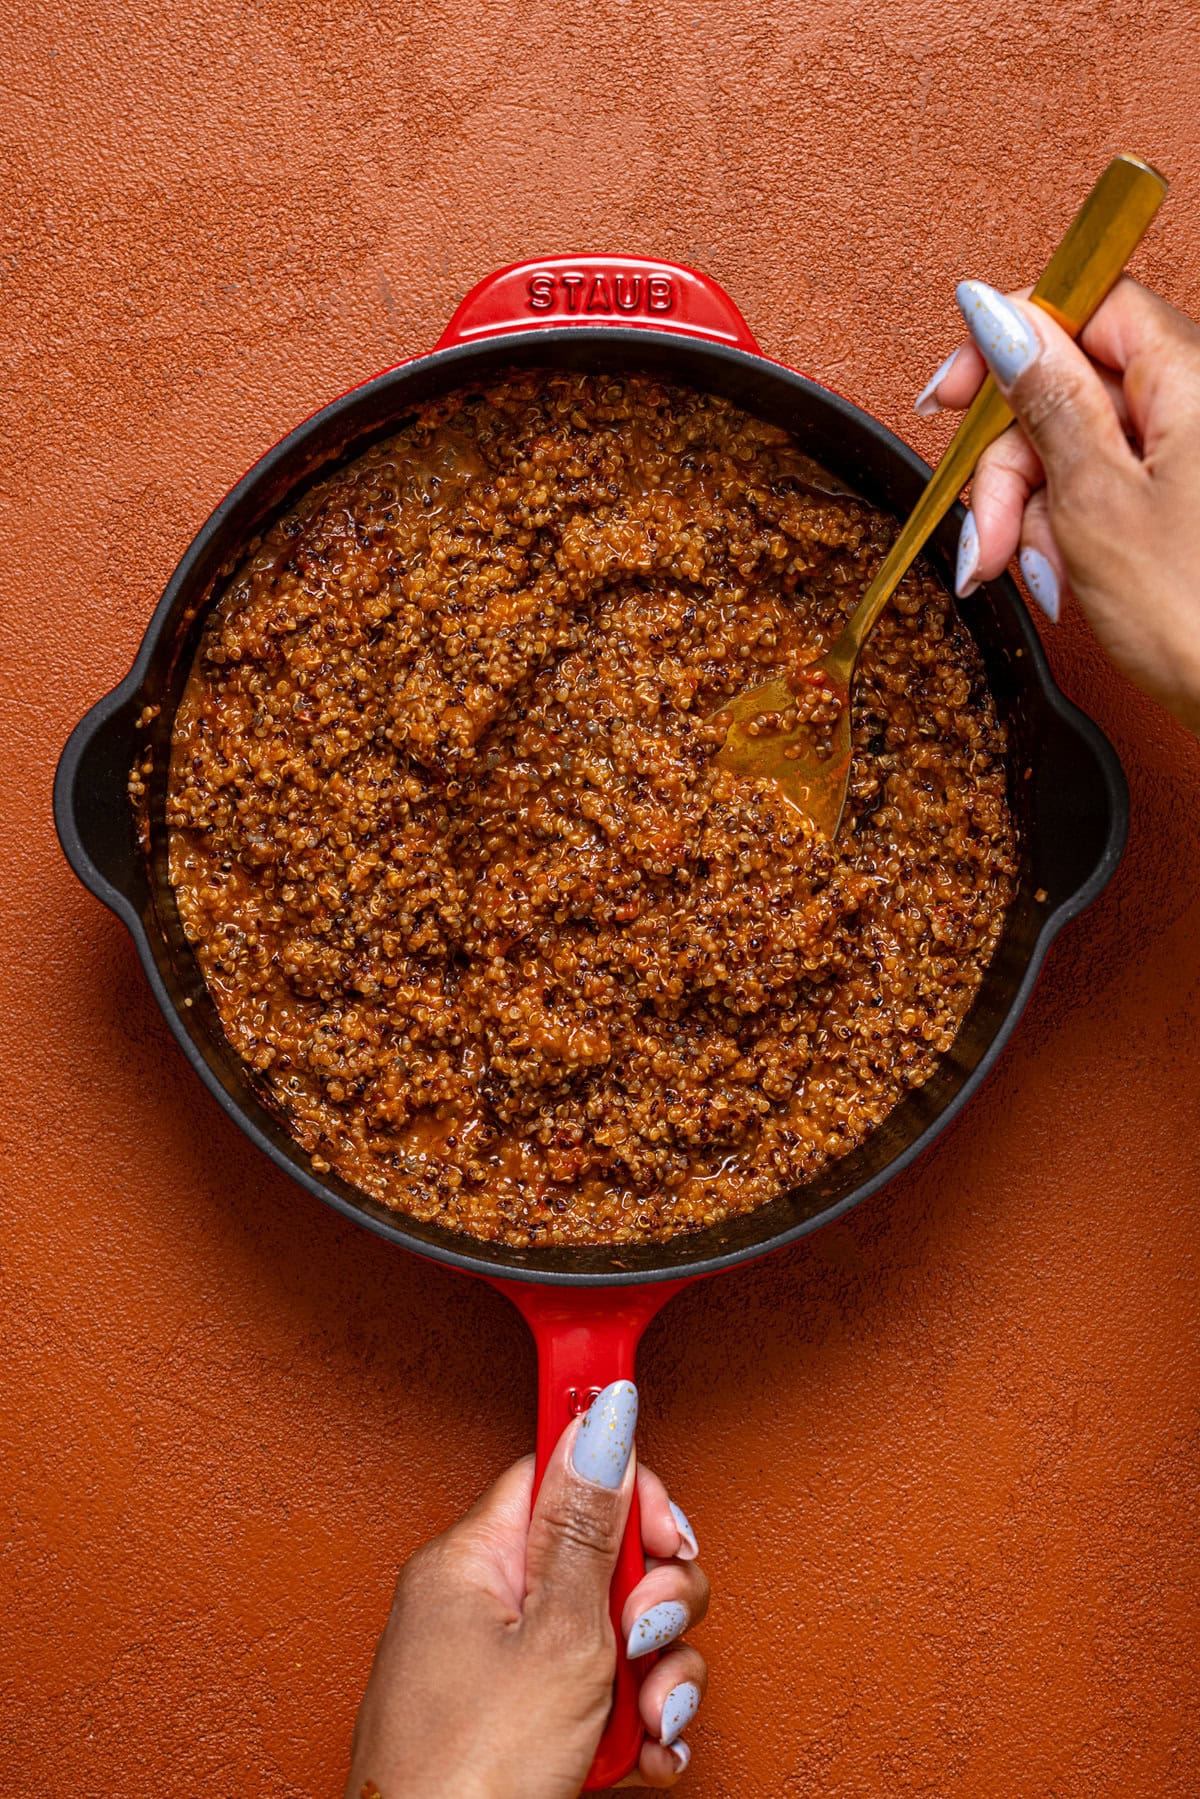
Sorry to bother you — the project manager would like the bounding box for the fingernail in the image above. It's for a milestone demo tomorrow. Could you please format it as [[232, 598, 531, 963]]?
[[955, 508, 980, 599], [571, 1379, 638, 1490], [660, 1680, 701, 1748], [669, 1499, 699, 1561], [955, 280, 1039, 385], [1019, 546, 1060, 623], [669, 1740, 692, 1773], [914, 347, 961, 418], [627, 1599, 688, 1660]]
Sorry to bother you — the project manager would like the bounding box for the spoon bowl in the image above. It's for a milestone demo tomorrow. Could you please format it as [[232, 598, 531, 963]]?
[[710, 658, 854, 839]]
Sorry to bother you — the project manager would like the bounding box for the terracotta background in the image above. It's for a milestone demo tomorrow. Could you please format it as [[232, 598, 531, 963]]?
[[3, 2, 1199, 1794]]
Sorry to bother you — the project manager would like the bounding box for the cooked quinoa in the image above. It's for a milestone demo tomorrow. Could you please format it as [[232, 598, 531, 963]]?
[[165, 370, 1017, 1246]]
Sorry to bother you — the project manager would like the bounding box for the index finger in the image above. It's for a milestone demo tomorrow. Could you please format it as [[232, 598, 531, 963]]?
[[915, 277, 1189, 423], [933, 276, 1167, 383], [638, 1464, 698, 1562]]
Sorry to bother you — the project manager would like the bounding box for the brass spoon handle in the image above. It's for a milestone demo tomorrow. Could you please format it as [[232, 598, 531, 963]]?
[[831, 152, 1169, 669]]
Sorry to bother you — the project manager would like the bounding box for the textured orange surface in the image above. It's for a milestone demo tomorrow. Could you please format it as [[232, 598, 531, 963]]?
[[3, 3, 1200, 1795]]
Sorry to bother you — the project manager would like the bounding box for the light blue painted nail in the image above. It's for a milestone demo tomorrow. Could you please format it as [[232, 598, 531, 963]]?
[[955, 280, 1039, 385], [571, 1379, 638, 1490], [1019, 546, 1061, 622], [627, 1599, 688, 1660], [914, 347, 961, 418], [661, 1680, 701, 1747], [669, 1740, 692, 1773], [668, 1499, 699, 1561], [956, 509, 980, 598]]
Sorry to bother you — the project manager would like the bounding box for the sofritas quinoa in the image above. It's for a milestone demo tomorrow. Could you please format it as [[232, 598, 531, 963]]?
[[163, 371, 1017, 1247]]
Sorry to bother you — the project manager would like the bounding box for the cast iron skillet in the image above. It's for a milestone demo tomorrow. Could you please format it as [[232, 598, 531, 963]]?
[[54, 257, 1128, 1786]]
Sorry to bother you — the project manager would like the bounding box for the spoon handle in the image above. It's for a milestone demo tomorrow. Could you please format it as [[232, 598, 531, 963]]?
[[833, 152, 1169, 668]]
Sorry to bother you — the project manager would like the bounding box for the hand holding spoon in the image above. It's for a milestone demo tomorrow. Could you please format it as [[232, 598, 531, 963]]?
[[709, 153, 1168, 839]]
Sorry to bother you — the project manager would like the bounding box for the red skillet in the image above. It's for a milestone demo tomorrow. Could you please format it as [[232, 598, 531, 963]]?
[[54, 255, 1128, 1786]]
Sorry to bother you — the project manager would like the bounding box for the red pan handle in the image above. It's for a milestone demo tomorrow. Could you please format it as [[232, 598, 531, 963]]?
[[436, 255, 763, 354], [494, 1276, 686, 1790]]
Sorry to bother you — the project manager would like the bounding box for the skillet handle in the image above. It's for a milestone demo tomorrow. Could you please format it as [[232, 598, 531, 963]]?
[[496, 1278, 685, 1791], [436, 255, 763, 354]]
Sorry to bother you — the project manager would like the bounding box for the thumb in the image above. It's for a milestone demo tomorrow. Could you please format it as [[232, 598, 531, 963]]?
[[524, 1380, 639, 1637], [956, 280, 1138, 506]]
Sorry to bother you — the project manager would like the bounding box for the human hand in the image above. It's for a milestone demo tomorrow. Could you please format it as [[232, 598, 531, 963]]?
[[914, 275, 1200, 734], [344, 1381, 709, 1799]]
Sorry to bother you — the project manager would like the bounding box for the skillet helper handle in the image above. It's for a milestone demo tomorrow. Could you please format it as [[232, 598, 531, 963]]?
[[839, 152, 1168, 657], [436, 254, 763, 354], [501, 1281, 683, 1792]]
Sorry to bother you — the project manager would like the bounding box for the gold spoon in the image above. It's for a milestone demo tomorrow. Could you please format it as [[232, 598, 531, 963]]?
[[710, 153, 1168, 839]]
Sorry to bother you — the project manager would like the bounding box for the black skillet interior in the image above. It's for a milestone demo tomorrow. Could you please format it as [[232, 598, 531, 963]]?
[[54, 329, 1128, 1285]]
